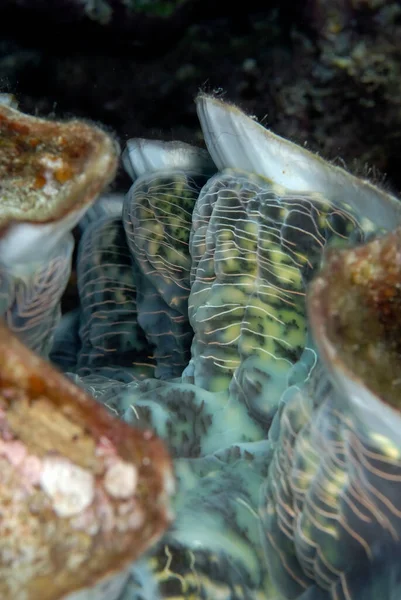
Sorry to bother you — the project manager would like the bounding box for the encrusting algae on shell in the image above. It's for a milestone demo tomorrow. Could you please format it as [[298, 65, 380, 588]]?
[[0, 99, 118, 232], [0, 320, 174, 600]]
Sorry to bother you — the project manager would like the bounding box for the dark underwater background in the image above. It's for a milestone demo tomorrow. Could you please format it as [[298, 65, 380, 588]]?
[[1, 0, 401, 191]]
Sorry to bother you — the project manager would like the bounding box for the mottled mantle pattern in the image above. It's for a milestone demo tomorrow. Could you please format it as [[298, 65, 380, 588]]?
[[2, 94, 401, 599]]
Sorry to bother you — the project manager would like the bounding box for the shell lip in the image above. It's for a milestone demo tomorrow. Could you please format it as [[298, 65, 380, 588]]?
[[0, 105, 119, 233], [308, 228, 401, 427], [195, 94, 401, 231], [122, 137, 216, 182], [0, 318, 175, 598]]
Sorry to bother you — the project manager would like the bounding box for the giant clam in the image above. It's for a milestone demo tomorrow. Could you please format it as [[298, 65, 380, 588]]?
[[1, 94, 401, 599]]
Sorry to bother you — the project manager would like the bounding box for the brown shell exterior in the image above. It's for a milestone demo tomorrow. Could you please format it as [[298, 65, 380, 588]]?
[[0, 320, 174, 599], [0, 105, 118, 230], [308, 227, 401, 412]]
